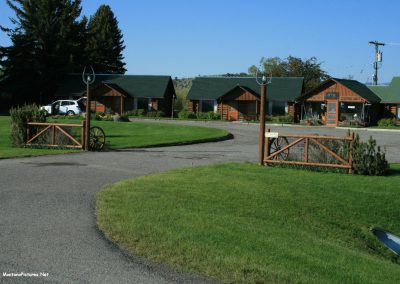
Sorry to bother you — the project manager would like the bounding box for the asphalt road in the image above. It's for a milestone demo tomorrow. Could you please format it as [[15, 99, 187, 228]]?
[[0, 120, 399, 283]]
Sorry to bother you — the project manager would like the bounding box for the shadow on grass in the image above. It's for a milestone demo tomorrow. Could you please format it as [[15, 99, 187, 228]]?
[[387, 166, 400, 177]]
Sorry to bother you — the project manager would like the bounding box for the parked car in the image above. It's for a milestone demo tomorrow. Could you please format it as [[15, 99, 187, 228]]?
[[40, 98, 86, 116]]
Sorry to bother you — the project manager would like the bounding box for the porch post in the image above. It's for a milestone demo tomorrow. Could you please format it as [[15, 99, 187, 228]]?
[[120, 96, 124, 115], [220, 100, 223, 120]]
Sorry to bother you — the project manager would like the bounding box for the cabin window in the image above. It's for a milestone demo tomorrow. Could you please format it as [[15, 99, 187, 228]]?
[[200, 100, 214, 112], [271, 101, 286, 116], [137, 98, 148, 110]]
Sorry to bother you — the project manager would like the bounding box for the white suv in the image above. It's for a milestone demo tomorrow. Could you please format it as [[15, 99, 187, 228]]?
[[41, 98, 86, 116]]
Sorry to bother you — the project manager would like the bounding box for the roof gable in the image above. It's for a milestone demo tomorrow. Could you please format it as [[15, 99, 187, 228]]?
[[56, 74, 174, 98], [368, 77, 400, 103], [298, 78, 381, 103], [187, 77, 304, 102]]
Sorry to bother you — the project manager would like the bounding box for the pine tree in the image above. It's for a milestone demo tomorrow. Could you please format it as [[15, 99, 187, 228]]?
[[0, 0, 86, 104], [86, 5, 126, 74]]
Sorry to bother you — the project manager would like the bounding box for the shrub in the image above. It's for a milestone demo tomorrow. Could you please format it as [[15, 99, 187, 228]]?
[[178, 110, 196, 119], [136, 109, 146, 117], [51, 114, 83, 120], [124, 109, 147, 117], [352, 134, 389, 176], [146, 111, 166, 118], [378, 118, 396, 127], [119, 114, 130, 122], [156, 111, 165, 117], [9, 104, 46, 147], [274, 115, 294, 123], [196, 112, 209, 120], [195, 111, 220, 120]]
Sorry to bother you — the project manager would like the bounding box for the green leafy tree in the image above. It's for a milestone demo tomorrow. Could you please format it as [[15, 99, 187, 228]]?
[[249, 56, 329, 91], [0, 0, 86, 104], [86, 5, 126, 74]]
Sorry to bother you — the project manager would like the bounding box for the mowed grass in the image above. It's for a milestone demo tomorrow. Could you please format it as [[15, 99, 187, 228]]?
[[0, 116, 229, 158], [97, 163, 400, 284]]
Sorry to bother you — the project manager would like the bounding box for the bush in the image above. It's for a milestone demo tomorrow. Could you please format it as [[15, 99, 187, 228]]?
[[178, 110, 196, 119], [265, 115, 294, 124], [196, 112, 209, 120], [352, 134, 389, 176], [378, 118, 396, 127], [9, 104, 46, 147], [124, 109, 147, 117], [195, 111, 220, 120], [52, 114, 84, 120], [119, 114, 130, 122], [146, 111, 166, 118], [274, 115, 294, 123]]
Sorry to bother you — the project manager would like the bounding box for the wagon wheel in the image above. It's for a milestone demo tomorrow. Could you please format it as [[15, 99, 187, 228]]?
[[89, 126, 105, 151], [268, 137, 290, 160]]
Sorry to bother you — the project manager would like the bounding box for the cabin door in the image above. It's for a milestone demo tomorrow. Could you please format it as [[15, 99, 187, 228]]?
[[228, 102, 239, 121], [326, 100, 338, 127]]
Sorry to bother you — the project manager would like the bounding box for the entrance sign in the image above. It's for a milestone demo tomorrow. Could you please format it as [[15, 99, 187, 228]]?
[[265, 132, 279, 138], [325, 92, 339, 100]]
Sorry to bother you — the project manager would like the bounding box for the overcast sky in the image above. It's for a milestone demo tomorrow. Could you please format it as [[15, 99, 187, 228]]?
[[1, 0, 399, 84]]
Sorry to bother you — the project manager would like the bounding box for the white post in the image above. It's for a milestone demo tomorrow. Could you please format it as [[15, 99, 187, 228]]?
[[285, 102, 289, 115], [213, 100, 218, 113], [147, 98, 151, 112]]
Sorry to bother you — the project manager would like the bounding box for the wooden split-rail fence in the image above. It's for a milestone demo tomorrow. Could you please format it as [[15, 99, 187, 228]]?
[[263, 128, 355, 174], [26, 121, 86, 149]]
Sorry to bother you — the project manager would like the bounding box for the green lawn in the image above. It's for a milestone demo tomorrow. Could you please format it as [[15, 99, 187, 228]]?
[[0, 116, 229, 159], [97, 163, 400, 284]]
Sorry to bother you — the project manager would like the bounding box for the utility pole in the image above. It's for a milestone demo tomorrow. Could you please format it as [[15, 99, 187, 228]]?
[[369, 41, 385, 85]]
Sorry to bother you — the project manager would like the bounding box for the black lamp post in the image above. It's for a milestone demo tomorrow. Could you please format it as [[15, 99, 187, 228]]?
[[82, 66, 95, 151]]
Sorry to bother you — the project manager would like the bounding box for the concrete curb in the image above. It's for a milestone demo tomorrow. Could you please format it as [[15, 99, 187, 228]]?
[[336, 127, 400, 133]]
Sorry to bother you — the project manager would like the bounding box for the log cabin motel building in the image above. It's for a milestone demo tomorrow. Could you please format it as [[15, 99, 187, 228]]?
[[187, 76, 400, 127], [187, 77, 304, 121], [55, 74, 400, 127]]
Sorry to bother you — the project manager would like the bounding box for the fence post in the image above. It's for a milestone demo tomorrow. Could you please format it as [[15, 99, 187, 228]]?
[[81, 121, 85, 149], [305, 137, 309, 163], [264, 128, 270, 165], [348, 132, 354, 174], [52, 125, 56, 146], [26, 119, 30, 144]]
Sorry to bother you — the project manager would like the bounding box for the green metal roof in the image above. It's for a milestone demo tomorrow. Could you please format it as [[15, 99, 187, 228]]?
[[333, 78, 381, 103], [368, 77, 400, 103], [298, 78, 381, 103], [187, 77, 304, 102], [56, 74, 174, 98]]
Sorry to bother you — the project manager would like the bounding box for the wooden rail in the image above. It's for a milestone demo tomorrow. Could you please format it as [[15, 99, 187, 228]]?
[[264, 128, 355, 174], [26, 121, 85, 149]]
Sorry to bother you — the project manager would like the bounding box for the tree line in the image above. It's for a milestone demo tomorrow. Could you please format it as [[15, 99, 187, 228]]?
[[0, 0, 125, 106]]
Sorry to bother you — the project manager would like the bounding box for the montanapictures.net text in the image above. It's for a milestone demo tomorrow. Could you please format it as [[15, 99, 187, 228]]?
[[3, 272, 49, 277]]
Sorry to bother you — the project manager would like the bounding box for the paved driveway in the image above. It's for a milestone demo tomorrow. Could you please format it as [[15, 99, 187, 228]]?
[[0, 120, 399, 283]]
